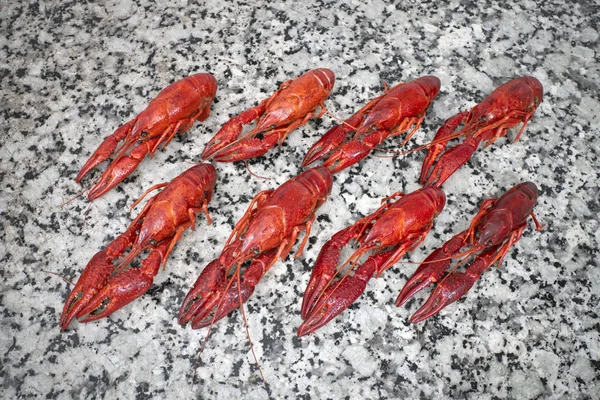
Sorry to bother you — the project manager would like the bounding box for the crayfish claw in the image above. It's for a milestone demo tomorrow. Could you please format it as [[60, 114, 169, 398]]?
[[322, 134, 381, 174], [409, 272, 476, 324], [201, 118, 245, 160], [87, 141, 154, 201], [191, 277, 256, 329], [395, 271, 439, 308], [59, 250, 116, 330], [76, 121, 135, 183], [301, 225, 364, 318], [298, 258, 377, 336], [302, 124, 353, 167], [77, 268, 155, 323], [178, 258, 227, 326], [182, 249, 276, 328], [409, 244, 500, 323], [60, 291, 88, 330], [395, 250, 450, 308], [396, 231, 469, 307]]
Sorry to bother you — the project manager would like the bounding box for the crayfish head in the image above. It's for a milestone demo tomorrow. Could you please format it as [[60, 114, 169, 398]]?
[[254, 106, 294, 134], [238, 211, 285, 260], [466, 106, 500, 134], [362, 225, 395, 250], [358, 106, 400, 134], [476, 211, 511, 246]]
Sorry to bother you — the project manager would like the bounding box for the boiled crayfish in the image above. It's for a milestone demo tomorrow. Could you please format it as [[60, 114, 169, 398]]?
[[298, 187, 446, 336], [302, 75, 440, 173], [77, 73, 217, 200], [179, 166, 333, 329], [60, 163, 217, 329], [201, 68, 335, 162], [419, 76, 543, 188], [396, 182, 543, 323]]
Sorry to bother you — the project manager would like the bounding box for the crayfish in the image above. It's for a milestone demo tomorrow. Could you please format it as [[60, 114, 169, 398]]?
[[60, 163, 217, 329], [302, 75, 440, 173], [201, 68, 335, 162], [419, 76, 543, 188], [298, 187, 446, 336], [396, 182, 543, 323], [77, 73, 217, 200], [178, 166, 333, 329]]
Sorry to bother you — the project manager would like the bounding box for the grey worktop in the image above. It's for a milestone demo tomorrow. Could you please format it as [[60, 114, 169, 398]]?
[[1, 0, 598, 398]]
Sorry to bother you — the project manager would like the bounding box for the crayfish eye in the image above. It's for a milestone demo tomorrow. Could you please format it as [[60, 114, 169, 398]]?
[[253, 247, 260, 255]]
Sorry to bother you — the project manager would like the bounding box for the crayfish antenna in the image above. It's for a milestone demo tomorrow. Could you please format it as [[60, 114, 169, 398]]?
[[113, 245, 143, 275], [236, 263, 268, 385], [323, 108, 357, 131], [193, 259, 239, 380], [192, 258, 268, 385], [60, 178, 98, 208], [41, 269, 75, 286], [129, 182, 168, 212], [244, 160, 273, 181], [374, 128, 470, 159]]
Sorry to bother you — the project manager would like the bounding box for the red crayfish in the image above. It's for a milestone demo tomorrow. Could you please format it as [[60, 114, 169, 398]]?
[[419, 76, 543, 188], [60, 163, 217, 329], [178, 166, 333, 329], [396, 182, 543, 323], [201, 68, 335, 162], [302, 75, 440, 173], [77, 73, 217, 200], [298, 187, 446, 336]]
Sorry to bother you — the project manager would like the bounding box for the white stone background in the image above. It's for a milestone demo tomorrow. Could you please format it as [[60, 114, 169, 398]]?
[[1, 0, 598, 399]]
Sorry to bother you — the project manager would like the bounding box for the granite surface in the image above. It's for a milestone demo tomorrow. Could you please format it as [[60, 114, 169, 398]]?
[[1, 0, 599, 398]]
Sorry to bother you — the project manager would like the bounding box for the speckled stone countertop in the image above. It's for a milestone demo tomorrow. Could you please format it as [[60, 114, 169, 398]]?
[[2, 0, 599, 399]]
